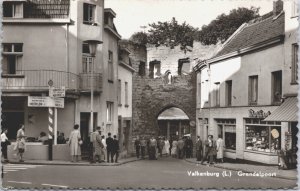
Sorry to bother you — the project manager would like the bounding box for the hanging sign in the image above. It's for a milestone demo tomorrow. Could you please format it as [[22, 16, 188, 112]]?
[[49, 86, 65, 98], [28, 96, 64, 108]]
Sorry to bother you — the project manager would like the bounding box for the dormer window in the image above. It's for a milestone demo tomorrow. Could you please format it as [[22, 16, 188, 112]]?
[[83, 3, 96, 25], [3, 1, 23, 18]]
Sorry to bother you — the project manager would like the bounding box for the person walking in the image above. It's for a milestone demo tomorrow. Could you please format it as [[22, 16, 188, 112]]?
[[185, 136, 193, 158], [93, 127, 104, 163], [15, 124, 26, 162], [149, 136, 157, 160], [207, 135, 216, 166], [101, 135, 107, 161], [158, 137, 165, 157], [201, 135, 210, 165], [171, 138, 178, 158], [1, 129, 10, 162], [140, 136, 147, 159], [89, 129, 97, 163], [106, 132, 114, 163], [68, 124, 82, 162], [195, 136, 203, 161], [112, 135, 120, 163], [134, 136, 141, 158], [216, 135, 224, 163], [163, 137, 170, 157], [177, 137, 185, 159]]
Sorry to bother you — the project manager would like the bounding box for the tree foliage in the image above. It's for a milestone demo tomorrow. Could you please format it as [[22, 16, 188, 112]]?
[[197, 7, 260, 45], [129, 31, 148, 46]]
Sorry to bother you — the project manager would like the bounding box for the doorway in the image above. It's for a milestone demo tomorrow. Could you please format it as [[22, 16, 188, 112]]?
[[80, 112, 97, 144]]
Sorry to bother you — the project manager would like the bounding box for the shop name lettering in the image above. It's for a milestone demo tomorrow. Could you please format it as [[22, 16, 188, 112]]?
[[249, 109, 271, 118]]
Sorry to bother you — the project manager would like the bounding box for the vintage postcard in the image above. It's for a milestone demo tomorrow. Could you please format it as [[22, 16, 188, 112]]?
[[0, 0, 299, 189]]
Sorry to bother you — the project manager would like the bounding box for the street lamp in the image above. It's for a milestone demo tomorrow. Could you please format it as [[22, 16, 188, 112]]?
[[84, 40, 103, 134]]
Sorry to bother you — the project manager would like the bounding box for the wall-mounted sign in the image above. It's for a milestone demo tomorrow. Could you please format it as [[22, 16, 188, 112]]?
[[189, 121, 196, 127], [248, 109, 271, 118], [28, 96, 64, 108]]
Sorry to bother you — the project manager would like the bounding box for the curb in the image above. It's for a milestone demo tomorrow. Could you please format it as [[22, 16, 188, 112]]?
[[6, 158, 141, 167], [184, 159, 297, 181]]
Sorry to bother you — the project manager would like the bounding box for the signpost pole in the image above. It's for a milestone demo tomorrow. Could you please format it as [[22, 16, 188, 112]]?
[[54, 108, 58, 145], [48, 107, 54, 161]]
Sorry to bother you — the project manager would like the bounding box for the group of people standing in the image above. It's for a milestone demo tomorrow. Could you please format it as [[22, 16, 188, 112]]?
[[134, 135, 195, 160], [68, 125, 120, 163]]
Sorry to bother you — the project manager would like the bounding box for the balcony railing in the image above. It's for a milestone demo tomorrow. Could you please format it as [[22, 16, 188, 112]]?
[[1, 70, 79, 91], [79, 73, 103, 92]]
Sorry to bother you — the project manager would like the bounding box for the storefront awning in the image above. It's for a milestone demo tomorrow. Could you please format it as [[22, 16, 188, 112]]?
[[264, 97, 298, 122]]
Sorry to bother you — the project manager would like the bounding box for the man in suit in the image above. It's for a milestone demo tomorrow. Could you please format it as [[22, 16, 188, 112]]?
[[112, 135, 120, 163], [106, 132, 114, 163], [134, 136, 141, 158], [177, 137, 185, 159], [196, 136, 203, 161], [140, 136, 147, 159], [201, 135, 216, 165], [185, 136, 193, 158]]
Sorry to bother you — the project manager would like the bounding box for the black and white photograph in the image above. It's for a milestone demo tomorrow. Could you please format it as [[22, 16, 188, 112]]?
[[0, 0, 299, 189]]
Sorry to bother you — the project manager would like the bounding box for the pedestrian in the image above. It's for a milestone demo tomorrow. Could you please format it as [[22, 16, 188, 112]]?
[[171, 138, 178, 158], [112, 135, 120, 163], [201, 135, 211, 165], [162, 137, 170, 157], [195, 136, 203, 161], [185, 136, 193, 158], [37, 132, 48, 145], [1, 129, 10, 162], [216, 135, 224, 163], [93, 127, 104, 163], [158, 137, 165, 157], [177, 137, 184, 159], [57, 132, 66, 144], [169, 138, 173, 156], [101, 135, 107, 161], [68, 124, 82, 162], [15, 124, 26, 162], [207, 135, 216, 165], [149, 136, 157, 160], [106, 132, 114, 163], [89, 128, 97, 163], [134, 136, 141, 158], [140, 136, 146, 159]]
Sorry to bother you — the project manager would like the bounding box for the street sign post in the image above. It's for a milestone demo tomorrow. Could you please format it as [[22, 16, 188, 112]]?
[[49, 86, 65, 98]]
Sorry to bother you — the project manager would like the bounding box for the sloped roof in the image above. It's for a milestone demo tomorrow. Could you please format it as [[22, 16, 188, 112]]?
[[214, 12, 284, 58]]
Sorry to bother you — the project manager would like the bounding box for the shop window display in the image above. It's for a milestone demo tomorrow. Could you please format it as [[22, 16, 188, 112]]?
[[245, 119, 281, 153]]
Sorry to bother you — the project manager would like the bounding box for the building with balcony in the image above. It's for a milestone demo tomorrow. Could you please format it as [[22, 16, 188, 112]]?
[[1, 0, 120, 160], [194, 0, 298, 165]]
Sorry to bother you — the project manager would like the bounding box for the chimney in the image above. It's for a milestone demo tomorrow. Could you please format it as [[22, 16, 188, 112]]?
[[273, 0, 283, 16]]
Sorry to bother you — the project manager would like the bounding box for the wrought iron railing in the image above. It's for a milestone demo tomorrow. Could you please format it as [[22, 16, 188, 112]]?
[[79, 73, 103, 92], [1, 70, 79, 90]]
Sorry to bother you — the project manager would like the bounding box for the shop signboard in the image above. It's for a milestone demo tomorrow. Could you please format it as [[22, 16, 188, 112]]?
[[28, 96, 64, 108], [49, 86, 65, 98]]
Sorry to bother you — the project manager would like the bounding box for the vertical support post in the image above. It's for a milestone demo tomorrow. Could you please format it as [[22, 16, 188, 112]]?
[[54, 108, 58, 145], [48, 107, 54, 161], [90, 56, 94, 134], [167, 121, 170, 140], [179, 121, 182, 138]]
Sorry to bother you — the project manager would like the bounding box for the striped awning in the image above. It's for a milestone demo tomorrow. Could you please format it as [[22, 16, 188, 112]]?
[[264, 97, 298, 122]]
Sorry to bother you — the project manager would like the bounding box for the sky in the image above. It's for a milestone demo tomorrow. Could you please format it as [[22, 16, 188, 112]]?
[[105, 0, 275, 39]]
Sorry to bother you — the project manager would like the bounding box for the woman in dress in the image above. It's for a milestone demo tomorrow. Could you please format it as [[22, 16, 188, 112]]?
[[68, 124, 82, 162], [16, 124, 26, 162], [171, 138, 178, 158], [216, 135, 224, 163], [163, 137, 170, 157]]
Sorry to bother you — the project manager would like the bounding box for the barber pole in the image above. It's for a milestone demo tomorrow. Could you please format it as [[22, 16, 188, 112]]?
[[48, 107, 54, 160]]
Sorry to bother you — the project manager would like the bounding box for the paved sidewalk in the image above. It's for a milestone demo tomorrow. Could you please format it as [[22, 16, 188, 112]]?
[[185, 158, 297, 180], [4, 157, 141, 166]]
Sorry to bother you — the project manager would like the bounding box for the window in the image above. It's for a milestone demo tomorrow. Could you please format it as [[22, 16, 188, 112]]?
[[108, 51, 114, 82], [214, 82, 220, 107], [125, 82, 128, 107], [2, 43, 23, 75], [3, 2, 23, 18], [249, 75, 258, 105], [292, 0, 299, 18], [83, 3, 96, 24], [245, 119, 281, 153], [216, 119, 236, 150], [107, 102, 114, 122], [138, 61, 146, 76], [82, 43, 93, 73], [149, 60, 161, 78], [118, 80, 121, 106], [272, 71, 282, 104], [178, 58, 190, 75], [291, 44, 298, 84], [225, 80, 232, 106]]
